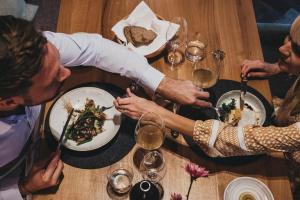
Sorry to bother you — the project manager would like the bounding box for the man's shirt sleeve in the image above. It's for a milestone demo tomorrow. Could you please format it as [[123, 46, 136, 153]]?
[[43, 31, 165, 92]]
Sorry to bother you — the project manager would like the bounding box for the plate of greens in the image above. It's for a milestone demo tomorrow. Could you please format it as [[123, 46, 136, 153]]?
[[216, 90, 266, 126], [49, 87, 121, 151]]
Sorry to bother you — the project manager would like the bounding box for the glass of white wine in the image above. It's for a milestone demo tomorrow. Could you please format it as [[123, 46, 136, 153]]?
[[135, 112, 165, 151], [165, 16, 188, 70], [192, 49, 225, 89]]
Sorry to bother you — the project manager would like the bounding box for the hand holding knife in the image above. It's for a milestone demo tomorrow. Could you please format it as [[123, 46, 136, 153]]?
[[240, 75, 248, 111], [57, 108, 74, 151]]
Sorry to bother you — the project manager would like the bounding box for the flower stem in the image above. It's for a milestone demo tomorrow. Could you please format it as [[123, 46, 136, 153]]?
[[186, 177, 194, 200]]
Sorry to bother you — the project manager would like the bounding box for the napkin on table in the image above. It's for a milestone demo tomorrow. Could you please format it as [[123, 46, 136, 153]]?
[[112, 1, 179, 56]]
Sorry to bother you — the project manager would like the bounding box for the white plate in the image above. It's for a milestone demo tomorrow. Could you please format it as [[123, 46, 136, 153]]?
[[49, 87, 121, 151], [224, 177, 274, 200], [216, 90, 266, 126]]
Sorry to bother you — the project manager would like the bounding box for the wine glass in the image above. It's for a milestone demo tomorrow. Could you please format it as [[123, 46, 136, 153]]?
[[135, 112, 165, 151], [139, 150, 166, 183], [165, 16, 188, 70], [192, 49, 225, 89]]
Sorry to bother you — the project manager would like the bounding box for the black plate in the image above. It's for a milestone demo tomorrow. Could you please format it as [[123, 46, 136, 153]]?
[[181, 79, 274, 165], [45, 82, 136, 169]]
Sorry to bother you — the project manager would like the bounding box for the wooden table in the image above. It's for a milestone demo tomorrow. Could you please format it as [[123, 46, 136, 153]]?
[[33, 0, 292, 199]]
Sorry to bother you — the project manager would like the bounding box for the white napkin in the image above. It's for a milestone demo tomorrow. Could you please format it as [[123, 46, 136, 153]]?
[[112, 1, 179, 56]]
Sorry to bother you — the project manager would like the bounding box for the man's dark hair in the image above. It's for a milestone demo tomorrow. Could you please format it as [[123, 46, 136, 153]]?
[[0, 15, 47, 99]]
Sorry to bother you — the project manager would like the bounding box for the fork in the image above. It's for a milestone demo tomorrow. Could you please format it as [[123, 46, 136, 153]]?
[[211, 106, 221, 121], [99, 105, 114, 112]]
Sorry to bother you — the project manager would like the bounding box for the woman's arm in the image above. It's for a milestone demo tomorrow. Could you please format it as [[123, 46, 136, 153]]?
[[114, 88, 196, 135], [115, 89, 300, 158]]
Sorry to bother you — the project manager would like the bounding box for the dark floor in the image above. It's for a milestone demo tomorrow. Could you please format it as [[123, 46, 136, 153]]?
[[253, 0, 299, 99], [26, 0, 60, 32]]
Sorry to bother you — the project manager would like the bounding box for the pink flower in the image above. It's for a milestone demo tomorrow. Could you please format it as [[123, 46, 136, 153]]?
[[185, 162, 209, 179], [170, 193, 183, 200]]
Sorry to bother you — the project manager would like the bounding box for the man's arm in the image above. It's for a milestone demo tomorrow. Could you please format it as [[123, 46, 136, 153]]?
[[43, 31, 164, 92], [44, 31, 211, 106]]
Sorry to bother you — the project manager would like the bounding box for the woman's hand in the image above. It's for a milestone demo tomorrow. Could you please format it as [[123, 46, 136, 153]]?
[[114, 88, 159, 120], [19, 152, 64, 195], [241, 59, 282, 78]]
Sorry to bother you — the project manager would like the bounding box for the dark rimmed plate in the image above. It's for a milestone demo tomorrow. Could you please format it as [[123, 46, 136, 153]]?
[[181, 79, 274, 164]]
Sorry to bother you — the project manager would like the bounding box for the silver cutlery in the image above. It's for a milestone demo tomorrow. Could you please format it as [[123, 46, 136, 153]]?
[[240, 77, 248, 111], [211, 106, 222, 121], [57, 108, 74, 150], [171, 103, 181, 138], [99, 105, 114, 112]]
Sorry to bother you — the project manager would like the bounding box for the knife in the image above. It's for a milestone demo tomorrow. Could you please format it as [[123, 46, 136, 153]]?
[[240, 77, 248, 111], [57, 108, 74, 150]]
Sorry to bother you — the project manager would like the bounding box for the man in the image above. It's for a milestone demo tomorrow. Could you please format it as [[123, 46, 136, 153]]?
[[0, 15, 210, 199]]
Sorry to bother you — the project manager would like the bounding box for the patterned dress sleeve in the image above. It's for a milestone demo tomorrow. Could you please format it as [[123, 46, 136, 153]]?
[[193, 120, 300, 158]]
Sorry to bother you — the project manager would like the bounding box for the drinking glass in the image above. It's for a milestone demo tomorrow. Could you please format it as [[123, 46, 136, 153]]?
[[185, 32, 207, 64], [107, 162, 134, 196], [135, 112, 165, 151], [139, 151, 166, 183], [165, 16, 188, 69], [192, 49, 225, 89]]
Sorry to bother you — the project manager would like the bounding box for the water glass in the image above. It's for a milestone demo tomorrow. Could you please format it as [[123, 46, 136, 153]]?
[[107, 162, 134, 195], [185, 32, 207, 63]]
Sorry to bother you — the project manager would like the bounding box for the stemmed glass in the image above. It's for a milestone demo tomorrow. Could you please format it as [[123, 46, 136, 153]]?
[[139, 151, 166, 183], [135, 112, 165, 151], [135, 112, 166, 184], [165, 16, 188, 70]]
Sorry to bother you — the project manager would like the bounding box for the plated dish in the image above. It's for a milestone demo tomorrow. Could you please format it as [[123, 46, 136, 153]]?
[[49, 87, 121, 151], [216, 90, 266, 126], [224, 177, 274, 200]]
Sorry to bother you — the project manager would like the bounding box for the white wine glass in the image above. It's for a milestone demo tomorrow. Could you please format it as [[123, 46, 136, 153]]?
[[192, 49, 225, 89], [135, 112, 165, 151], [165, 16, 188, 70]]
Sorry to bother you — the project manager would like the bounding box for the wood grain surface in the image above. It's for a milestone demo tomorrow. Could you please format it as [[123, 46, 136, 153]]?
[[33, 0, 292, 200]]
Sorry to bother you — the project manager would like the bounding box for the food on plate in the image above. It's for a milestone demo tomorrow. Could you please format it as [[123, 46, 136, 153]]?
[[65, 98, 106, 145], [219, 98, 241, 126], [124, 26, 157, 47]]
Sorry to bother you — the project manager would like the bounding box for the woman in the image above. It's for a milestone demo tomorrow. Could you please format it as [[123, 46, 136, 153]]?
[[114, 15, 300, 160]]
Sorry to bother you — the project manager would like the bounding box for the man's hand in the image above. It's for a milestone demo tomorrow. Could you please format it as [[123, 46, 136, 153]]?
[[19, 152, 64, 195], [241, 59, 282, 78], [156, 77, 211, 107]]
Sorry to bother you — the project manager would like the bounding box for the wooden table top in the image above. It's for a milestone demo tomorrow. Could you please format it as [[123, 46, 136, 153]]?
[[33, 0, 292, 199]]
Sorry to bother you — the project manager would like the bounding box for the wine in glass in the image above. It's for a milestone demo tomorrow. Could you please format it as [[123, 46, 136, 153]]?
[[165, 17, 188, 69], [135, 112, 165, 151], [192, 49, 225, 89]]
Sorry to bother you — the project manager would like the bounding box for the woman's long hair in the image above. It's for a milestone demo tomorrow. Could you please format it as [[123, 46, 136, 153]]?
[[275, 15, 300, 126]]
